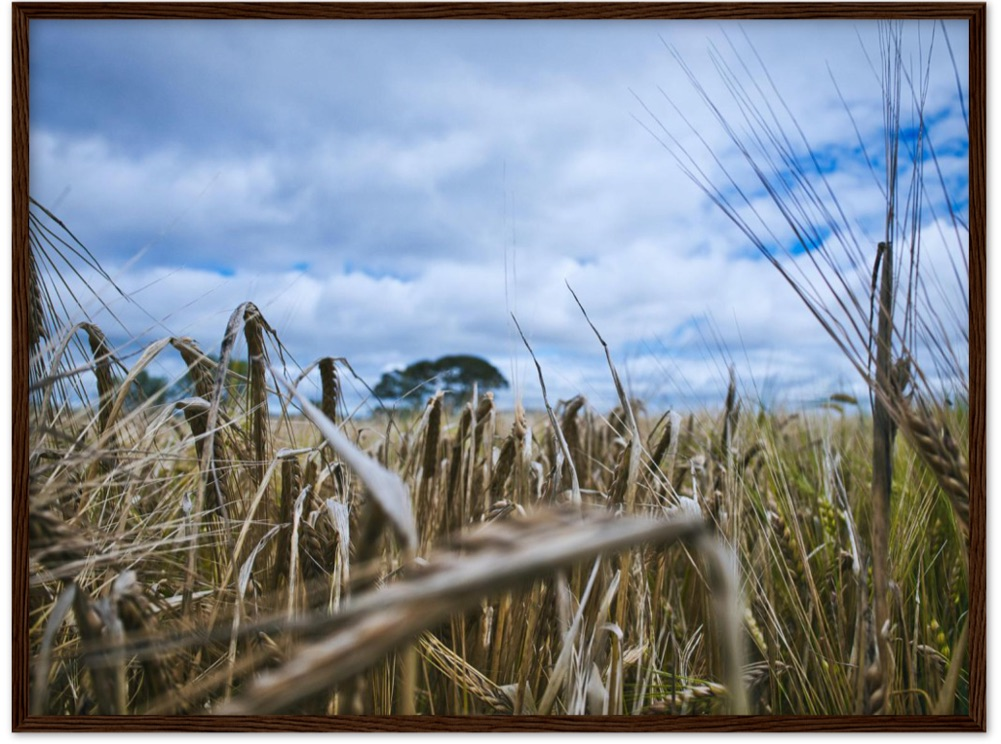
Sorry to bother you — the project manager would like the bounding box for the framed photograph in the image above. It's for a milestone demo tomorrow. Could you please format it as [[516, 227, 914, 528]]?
[[12, 2, 984, 732]]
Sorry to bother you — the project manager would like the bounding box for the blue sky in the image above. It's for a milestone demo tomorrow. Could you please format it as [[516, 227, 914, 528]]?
[[28, 18, 969, 412]]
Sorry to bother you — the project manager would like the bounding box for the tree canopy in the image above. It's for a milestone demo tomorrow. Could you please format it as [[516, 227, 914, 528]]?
[[166, 357, 249, 404], [374, 354, 508, 408], [123, 369, 169, 410]]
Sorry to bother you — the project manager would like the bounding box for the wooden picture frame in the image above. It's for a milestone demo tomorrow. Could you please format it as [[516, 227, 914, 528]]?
[[12, 2, 985, 732]]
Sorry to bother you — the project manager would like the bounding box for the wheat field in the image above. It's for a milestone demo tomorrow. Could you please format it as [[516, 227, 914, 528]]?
[[26, 225, 970, 717], [21, 18, 974, 723]]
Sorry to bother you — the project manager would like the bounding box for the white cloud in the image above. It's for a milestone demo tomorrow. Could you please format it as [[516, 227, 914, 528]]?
[[29, 18, 969, 413]]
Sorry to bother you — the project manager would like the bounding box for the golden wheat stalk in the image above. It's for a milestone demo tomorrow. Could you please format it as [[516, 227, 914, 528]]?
[[216, 508, 709, 714]]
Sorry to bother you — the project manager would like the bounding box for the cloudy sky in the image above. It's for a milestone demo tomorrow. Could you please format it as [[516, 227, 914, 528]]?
[[29, 18, 969, 413]]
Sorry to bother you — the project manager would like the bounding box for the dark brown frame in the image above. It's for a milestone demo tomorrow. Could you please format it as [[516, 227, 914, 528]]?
[[11, 2, 986, 732]]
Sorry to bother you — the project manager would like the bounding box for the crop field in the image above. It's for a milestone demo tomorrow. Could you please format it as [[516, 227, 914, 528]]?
[[26, 237, 970, 717], [22, 18, 972, 721]]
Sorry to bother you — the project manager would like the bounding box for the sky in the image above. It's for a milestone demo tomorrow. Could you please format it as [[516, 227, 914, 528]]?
[[28, 18, 970, 414]]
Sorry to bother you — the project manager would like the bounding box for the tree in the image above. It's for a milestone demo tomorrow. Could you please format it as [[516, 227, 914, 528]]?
[[125, 369, 168, 409], [167, 356, 249, 404], [374, 354, 508, 409]]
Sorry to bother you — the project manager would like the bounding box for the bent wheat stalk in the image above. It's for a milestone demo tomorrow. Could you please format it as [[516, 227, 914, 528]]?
[[216, 509, 724, 715], [277, 372, 417, 553]]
